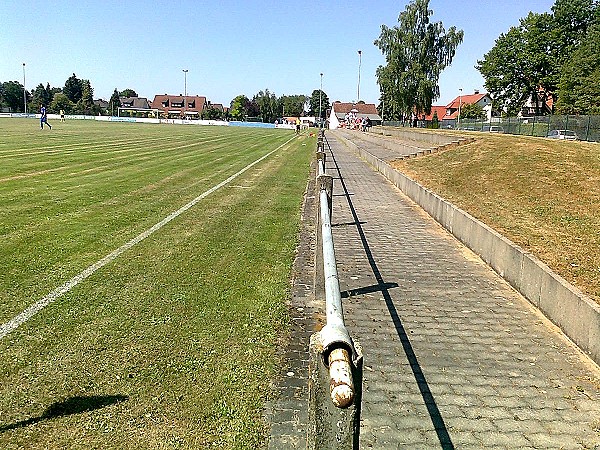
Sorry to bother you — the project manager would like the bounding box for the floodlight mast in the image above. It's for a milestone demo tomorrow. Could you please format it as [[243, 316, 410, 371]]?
[[183, 69, 188, 117], [357, 50, 362, 103], [319, 73, 323, 129], [22, 63, 27, 114]]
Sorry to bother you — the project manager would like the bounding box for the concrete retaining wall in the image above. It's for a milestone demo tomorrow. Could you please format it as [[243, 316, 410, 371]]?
[[335, 132, 600, 366]]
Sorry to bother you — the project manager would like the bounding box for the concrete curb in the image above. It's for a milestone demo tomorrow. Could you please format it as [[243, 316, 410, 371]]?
[[333, 131, 600, 366]]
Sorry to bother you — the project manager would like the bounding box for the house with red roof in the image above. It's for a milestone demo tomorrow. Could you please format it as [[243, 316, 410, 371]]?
[[328, 101, 382, 129], [423, 106, 449, 123], [151, 94, 207, 118], [444, 90, 493, 125], [422, 90, 494, 127]]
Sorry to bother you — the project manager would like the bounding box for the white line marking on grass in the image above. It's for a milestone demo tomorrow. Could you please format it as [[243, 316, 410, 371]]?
[[0, 135, 297, 340]]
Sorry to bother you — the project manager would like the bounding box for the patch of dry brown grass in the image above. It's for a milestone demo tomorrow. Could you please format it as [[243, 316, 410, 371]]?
[[392, 134, 600, 303]]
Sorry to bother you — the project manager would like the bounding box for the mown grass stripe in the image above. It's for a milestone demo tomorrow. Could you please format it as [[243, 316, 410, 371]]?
[[0, 134, 296, 340]]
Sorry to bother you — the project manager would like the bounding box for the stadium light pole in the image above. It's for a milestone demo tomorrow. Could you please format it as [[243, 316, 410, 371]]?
[[183, 69, 188, 117], [319, 72, 323, 129], [357, 50, 362, 103], [22, 63, 27, 114]]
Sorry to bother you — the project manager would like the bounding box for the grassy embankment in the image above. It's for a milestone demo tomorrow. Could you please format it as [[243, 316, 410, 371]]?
[[392, 132, 600, 304], [0, 119, 314, 448]]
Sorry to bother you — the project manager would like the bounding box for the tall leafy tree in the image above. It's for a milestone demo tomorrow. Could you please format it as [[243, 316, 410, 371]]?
[[253, 89, 278, 123], [280, 94, 306, 117], [229, 95, 250, 121], [0, 81, 26, 112], [555, 20, 600, 114], [477, 12, 557, 115], [551, 0, 597, 59], [51, 93, 75, 114], [460, 103, 487, 120], [109, 89, 121, 116], [119, 88, 138, 98], [374, 0, 463, 119], [308, 89, 330, 119], [31, 83, 56, 112], [477, 0, 599, 115], [63, 73, 83, 103], [77, 79, 95, 114]]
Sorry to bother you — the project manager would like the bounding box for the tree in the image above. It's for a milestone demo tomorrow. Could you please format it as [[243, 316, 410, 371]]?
[[31, 83, 57, 112], [477, 13, 556, 116], [229, 95, 250, 121], [280, 94, 306, 117], [51, 93, 75, 114], [119, 88, 138, 98], [63, 73, 83, 103], [0, 81, 26, 112], [308, 89, 330, 119], [374, 0, 463, 119], [253, 89, 278, 123], [76, 79, 95, 114], [109, 89, 121, 116], [460, 103, 487, 120], [552, 0, 598, 61], [431, 110, 439, 129], [555, 20, 600, 114], [477, 1, 599, 115], [201, 107, 223, 120]]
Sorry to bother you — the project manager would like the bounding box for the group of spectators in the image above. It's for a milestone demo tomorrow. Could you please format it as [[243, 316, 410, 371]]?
[[342, 112, 372, 132]]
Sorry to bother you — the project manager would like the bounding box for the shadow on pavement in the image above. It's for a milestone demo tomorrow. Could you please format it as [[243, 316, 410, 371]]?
[[326, 135, 455, 450]]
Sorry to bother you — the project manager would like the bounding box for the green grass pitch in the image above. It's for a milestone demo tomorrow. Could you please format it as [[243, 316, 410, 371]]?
[[0, 119, 314, 448]]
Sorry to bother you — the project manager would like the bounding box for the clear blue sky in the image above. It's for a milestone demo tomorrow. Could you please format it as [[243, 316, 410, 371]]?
[[1, 0, 555, 108]]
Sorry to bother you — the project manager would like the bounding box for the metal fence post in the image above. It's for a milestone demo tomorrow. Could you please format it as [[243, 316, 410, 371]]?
[[586, 115, 591, 141]]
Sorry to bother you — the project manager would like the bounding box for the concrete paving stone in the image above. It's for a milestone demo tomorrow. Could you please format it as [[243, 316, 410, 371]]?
[[475, 431, 533, 448], [381, 429, 431, 446], [391, 412, 438, 429], [271, 132, 600, 448], [433, 393, 483, 409], [545, 419, 597, 435], [526, 432, 583, 448], [445, 415, 498, 433]]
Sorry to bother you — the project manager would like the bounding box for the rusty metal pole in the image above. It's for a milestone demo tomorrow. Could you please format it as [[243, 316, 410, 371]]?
[[319, 182, 355, 408], [309, 130, 362, 449]]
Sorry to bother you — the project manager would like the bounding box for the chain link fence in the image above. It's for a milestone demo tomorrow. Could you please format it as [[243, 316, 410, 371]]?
[[461, 115, 600, 142], [384, 115, 600, 142]]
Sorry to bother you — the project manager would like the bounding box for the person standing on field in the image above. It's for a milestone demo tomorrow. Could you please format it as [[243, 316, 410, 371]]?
[[40, 105, 52, 130]]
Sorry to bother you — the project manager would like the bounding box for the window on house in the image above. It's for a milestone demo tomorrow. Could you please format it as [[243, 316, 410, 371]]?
[[162, 100, 169, 107]]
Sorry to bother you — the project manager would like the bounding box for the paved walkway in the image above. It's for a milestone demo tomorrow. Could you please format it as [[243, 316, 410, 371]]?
[[268, 130, 600, 449]]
